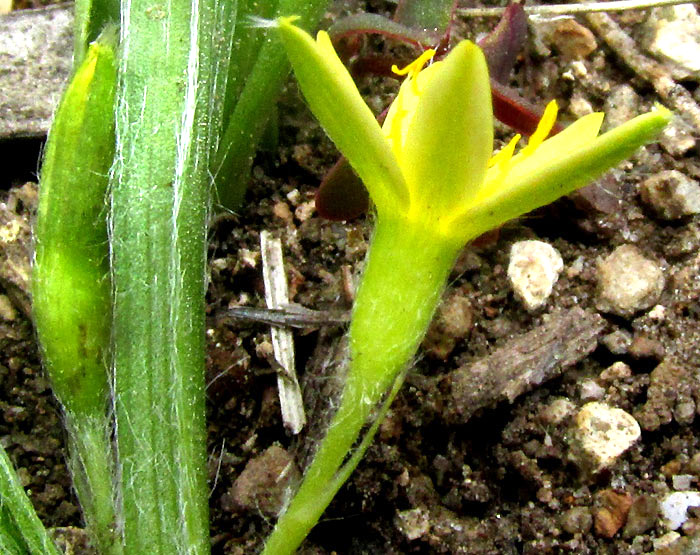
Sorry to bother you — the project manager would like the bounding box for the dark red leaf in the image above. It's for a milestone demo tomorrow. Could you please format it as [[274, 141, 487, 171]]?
[[315, 158, 369, 221]]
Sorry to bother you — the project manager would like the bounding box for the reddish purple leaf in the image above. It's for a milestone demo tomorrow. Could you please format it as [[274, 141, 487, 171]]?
[[477, 2, 528, 84]]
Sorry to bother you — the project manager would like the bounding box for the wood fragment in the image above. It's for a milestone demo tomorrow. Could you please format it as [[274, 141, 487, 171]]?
[[445, 307, 605, 423], [584, 10, 700, 135], [459, 0, 698, 18], [260, 231, 306, 434]]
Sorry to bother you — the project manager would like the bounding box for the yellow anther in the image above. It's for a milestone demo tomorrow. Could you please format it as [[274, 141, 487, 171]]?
[[520, 100, 558, 158], [488, 134, 521, 168], [391, 49, 437, 79]]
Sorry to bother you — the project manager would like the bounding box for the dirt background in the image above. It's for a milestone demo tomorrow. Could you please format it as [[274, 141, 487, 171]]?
[[1, 1, 700, 553]]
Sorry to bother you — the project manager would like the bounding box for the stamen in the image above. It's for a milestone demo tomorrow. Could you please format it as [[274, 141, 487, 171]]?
[[391, 49, 437, 79], [519, 100, 558, 157], [488, 134, 521, 168]]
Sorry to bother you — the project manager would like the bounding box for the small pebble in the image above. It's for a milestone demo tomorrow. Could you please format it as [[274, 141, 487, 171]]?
[[285, 189, 301, 205], [647, 304, 667, 320], [623, 495, 659, 538], [395, 507, 430, 541], [660, 491, 700, 530], [603, 85, 641, 130], [688, 453, 700, 476], [294, 200, 315, 222], [225, 445, 300, 516], [601, 329, 633, 355], [540, 18, 598, 59], [423, 292, 473, 359], [599, 362, 632, 383], [571, 402, 641, 473], [579, 379, 606, 402], [640, 170, 700, 220], [0, 294, 16, 321], [673, 475, 695, 491], [659, 118, 697, 157], [561, 506, 593, 535], [653, 531, 681, 551], [539, 398, 577, 426], [628, 334, 665, 360], [596, 245, 665, 317], [272, 201, 293, 223], [594, 489, 633, 538], [635, 359, 695, 431], [568, 93, 594, 118], [508, 240, 563, 311]]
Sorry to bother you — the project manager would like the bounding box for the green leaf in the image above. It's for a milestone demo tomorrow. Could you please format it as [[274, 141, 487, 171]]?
[[0, 444, 60, 555]]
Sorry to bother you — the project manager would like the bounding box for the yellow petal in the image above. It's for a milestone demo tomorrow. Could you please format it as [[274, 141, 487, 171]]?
[[399, 40, 493, 222], [504, 112, 604, 187], [451, 107, 671, 240], [277, 19, 409, 216]]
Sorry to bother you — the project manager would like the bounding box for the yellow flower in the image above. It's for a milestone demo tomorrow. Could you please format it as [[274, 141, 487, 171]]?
[[276, 17, 671, 243]]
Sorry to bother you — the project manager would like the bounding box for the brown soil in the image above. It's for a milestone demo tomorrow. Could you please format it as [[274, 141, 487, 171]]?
[[2, 1, 700, 554]]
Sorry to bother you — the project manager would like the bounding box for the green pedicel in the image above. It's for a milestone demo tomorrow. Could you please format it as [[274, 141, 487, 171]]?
[[264, 18, 671, 554]]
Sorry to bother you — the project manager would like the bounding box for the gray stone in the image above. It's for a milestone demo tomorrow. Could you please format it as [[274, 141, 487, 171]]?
[[623, 495, 659, 538], [658, 117, 697, 157], [596, 245, 665, 317], [0, 5, 73, 139], [645, 6, 700, 80], [560, 506, 593, 535], [640, 170, 700, 220], [603, 85, 641, 131]]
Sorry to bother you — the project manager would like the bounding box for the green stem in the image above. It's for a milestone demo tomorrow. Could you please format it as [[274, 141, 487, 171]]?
[[110, 3, 235, 552], [263, 218, 462, 554], [64, 416, 121, 555]]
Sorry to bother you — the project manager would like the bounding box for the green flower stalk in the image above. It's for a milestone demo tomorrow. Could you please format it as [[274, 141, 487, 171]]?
[[264, 18, 671, 554]]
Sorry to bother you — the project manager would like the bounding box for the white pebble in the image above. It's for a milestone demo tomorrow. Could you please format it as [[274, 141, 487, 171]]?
[[660, 491, 700, 530], [571, 402, 641, 473], [596, 245, 665, 317], [508, 240, 563, 311]]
